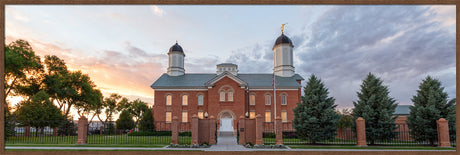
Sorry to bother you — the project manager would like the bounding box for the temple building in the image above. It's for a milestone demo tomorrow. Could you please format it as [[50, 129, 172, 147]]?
[[150, 31, 304, 132]]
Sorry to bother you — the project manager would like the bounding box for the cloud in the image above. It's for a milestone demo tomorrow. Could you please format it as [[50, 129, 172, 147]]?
[[150, 5, 165, 17], [222, 6, 456, 109]]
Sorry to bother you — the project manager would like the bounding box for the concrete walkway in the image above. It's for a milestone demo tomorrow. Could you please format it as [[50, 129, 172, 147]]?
[[207, 131, 248, 151]]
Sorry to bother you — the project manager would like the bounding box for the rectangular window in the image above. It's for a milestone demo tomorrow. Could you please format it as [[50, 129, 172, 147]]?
[[182, 95, 188, 106], [228, 92, 233, 101], [250, 111, 255, 119], [281, 111, 287, 122], [166, 112, 172, 123], [281, 95, 287, 105], [265, 95, 271, 105], [166, 95, 172, 106], [182, 111, 188, 122], [198, 111, 204, 119], [220, 92, 225, 101], [198, 95, 203, 106], [265, 111, 271, 122], [250, 95, 255, 105]]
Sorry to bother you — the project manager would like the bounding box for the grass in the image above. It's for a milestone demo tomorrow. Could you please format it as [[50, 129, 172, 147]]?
[[5, 149, 203, 151], [6, 144, 167, 148], [288, 145, 456, 150], [6, 135, 191, 145]]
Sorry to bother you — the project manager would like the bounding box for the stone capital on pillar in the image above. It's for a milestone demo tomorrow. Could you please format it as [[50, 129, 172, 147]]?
[[275, 116, 283, 145], [356, 117, 367, 147], [436, 118, 451, 147]]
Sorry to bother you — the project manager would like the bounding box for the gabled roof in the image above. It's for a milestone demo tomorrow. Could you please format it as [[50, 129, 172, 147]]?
[[151, 73, 304, 89], [205, 71, 247, 87], [394, 105, 411, 115]]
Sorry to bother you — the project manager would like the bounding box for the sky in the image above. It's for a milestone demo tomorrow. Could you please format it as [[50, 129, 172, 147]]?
[[5, 5, 456, 119]]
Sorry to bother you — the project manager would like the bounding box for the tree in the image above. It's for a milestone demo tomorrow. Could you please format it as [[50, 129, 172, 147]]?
[[292, 75, 340, 144], [125, 99, 149, 129], [116, 110, 135, 131], [407, 76, 456, 145], [352, 73, 398, 145], [5, 39, 43, 107], [139, 108, 155, 132], [14, 91, 64, 136], [97, 94, 128, 124]]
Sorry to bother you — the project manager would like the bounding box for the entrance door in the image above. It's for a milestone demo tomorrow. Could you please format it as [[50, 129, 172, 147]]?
[[220, 118, 233, 132]]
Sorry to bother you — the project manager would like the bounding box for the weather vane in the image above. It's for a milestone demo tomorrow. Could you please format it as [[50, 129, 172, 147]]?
[[281, 23, 288, 34]]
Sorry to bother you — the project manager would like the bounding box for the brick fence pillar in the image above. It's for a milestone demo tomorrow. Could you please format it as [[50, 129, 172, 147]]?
[[53, 127, 58, 136], [76, 116, 88, 144], [437, 118, 451, 147], [171, 116, 179, 145], [238, 116, 246, 144], [99, 126, 103, 135], [255, 114, 263, 145], [25, 126, 30, 137], [275, 116, 283, 145], [356, 117, 367, 147], [191, 114, 199, 145], [209, 116, 216, 144]]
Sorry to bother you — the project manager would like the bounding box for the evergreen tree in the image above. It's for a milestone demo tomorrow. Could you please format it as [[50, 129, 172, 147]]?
[[116, 110, 135, 131], [139, 108, 155, 132], [352, 73, 398, 145], [407, 76, 456, 145], [293, 75, 340, 144]]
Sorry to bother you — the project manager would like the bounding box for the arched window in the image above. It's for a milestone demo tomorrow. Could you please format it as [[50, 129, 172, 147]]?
[[197, 95, 204, 106], [182, 95, 188, 106], [166, 95, 172, 106], [228, 91, 234, 102], [281, 94, 287, 105], [250, 94, 256, 105], [219, 91, 226, 101], [265, 94, 271, 105]]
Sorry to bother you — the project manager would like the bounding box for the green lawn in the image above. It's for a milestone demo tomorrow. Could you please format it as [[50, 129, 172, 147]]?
[[288, 145, 456, 150], [6, 135, 191, 145]]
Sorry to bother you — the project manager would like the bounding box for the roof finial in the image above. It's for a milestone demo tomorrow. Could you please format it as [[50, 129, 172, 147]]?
[[281, 23, 288, 34], [176, 40, 178, 44]]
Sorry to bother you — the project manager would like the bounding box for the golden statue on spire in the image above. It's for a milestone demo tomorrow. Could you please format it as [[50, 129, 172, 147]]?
[[281, 23, 288, 34]]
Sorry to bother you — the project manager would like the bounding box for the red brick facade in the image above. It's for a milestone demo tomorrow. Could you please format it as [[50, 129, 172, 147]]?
[[152, 76, 301, 131]]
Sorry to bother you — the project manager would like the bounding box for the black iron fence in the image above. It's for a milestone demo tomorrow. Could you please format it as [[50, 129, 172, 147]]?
[[178, 122, 192, 145], [87, 121, 174, 145], [5, 120, 77, 144]]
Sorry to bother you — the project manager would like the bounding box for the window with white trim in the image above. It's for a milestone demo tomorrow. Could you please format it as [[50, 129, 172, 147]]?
[[220, 91, 226, 101], [281, 94, 287, 105], [198, 95, 203, 106], [281, 111, 287, 122], [250, 111, 255, 119], [265, 111, 271, 122], [250, 95, 255, 105], [228, 91, 233, 101], [182, 111, 188, 122], [265, 94, 271, 105], [166, 112, 172, 123], [166, 95, 172, 106], [182, 95, 188, 106]]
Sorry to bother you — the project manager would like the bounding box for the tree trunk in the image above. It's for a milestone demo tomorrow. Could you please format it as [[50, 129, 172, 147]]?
[[5, 76, 18, 100]]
